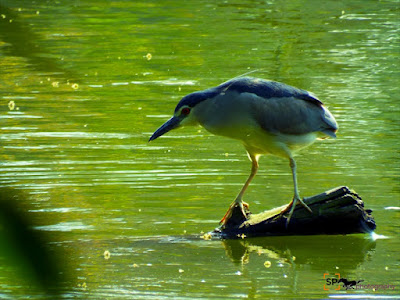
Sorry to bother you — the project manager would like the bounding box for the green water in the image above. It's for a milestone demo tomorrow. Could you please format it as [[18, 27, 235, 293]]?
[[0, 0, 399, 299]]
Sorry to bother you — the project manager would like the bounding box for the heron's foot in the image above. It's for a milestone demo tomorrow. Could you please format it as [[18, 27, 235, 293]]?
[[220, 200, 249, 226], [281, 196, 312, 227]]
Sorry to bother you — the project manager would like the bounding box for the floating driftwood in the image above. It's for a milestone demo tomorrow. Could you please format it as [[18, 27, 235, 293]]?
[[212, 186, 376, 239]]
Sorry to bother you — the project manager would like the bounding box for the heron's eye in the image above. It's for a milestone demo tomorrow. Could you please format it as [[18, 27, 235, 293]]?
[[181, 107, 191, 115]]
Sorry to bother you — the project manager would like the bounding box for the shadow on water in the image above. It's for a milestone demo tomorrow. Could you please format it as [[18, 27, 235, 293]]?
[[0, 3, 79, 82], [221, 235, 375, 271], [126, 233, 375, 273]]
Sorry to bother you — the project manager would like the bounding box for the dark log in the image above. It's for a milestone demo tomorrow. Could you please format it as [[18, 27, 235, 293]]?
[[212, 186, 376, 239]]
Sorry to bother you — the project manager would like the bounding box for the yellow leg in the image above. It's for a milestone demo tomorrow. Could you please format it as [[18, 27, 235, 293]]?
[[220, 153, 259, 225]]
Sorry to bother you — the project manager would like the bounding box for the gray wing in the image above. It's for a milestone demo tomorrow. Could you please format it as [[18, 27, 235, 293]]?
[[212, 77, 338, 137], [251, 96, 338, 137], [219, 78, 337, 136]]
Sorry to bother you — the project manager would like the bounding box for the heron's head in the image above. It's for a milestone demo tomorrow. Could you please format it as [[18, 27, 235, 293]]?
[[148, 88, 218, 142]]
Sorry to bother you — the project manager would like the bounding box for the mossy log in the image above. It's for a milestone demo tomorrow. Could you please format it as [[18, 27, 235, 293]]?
[[212, 186, 376, 239]]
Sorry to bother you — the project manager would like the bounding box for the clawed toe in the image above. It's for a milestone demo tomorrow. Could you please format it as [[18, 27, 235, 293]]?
[[242, 201, 249, 209], [282, 196, 313, 227], [298, 198, 312, 213]]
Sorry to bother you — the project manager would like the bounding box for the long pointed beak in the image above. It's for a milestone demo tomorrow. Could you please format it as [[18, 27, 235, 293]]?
[[149, 116, 181, 142]]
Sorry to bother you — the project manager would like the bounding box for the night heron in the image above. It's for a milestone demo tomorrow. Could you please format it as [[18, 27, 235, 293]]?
[[149, 77, 338, 226]]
